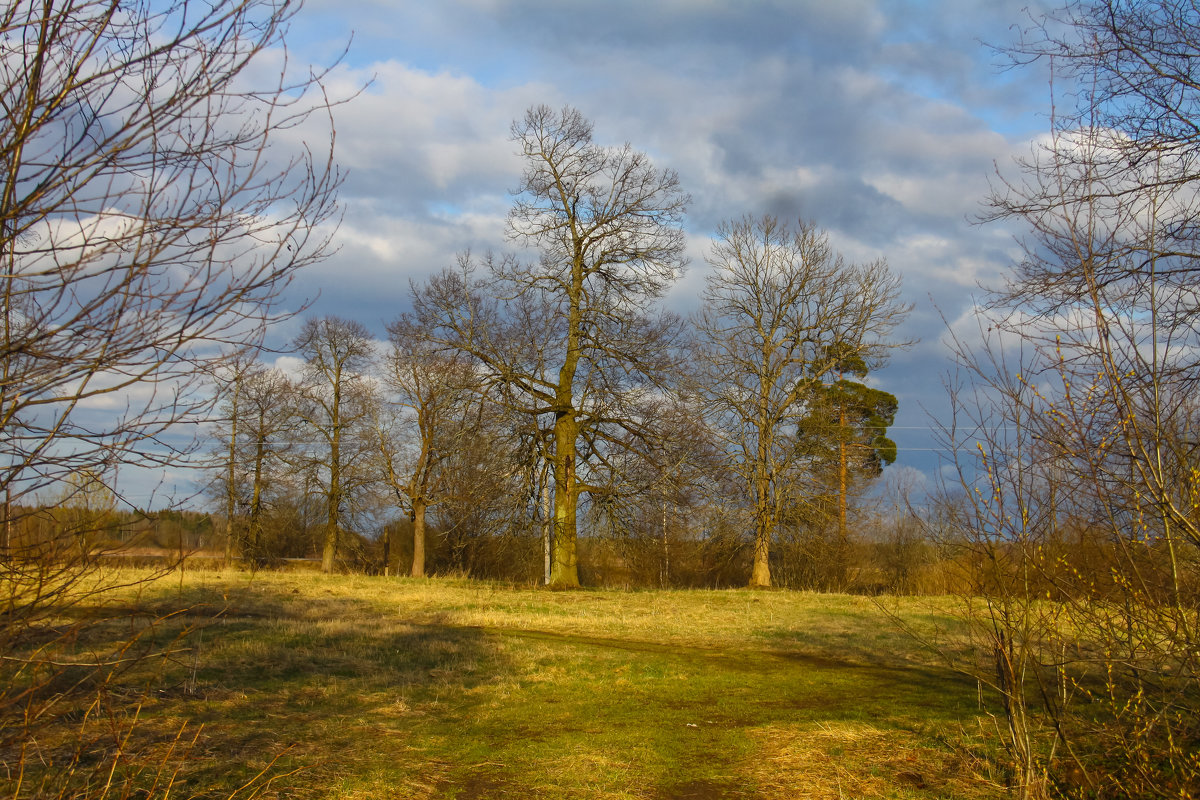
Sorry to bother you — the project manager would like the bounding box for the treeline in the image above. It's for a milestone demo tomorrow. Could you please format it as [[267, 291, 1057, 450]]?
[[5, 504, 214, 557], [206, 305, 919, 590]]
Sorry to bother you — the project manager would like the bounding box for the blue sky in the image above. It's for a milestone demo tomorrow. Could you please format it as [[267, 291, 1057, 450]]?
[[157, 0, 1058, 503]]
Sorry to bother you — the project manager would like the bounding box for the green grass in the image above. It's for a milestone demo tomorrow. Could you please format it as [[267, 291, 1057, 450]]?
[[62, 570, 1004, 799]]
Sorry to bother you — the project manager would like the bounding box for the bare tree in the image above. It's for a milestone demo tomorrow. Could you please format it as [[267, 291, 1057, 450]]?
[[926, 337, 1071, 800], [209, 349, 264, 567], [216, 361, 246, 568], [695, 216, 909, 588], [236, 366, 297, 564], [590, 389, 723, 588], [0, 0, 342, 528], [433, 395, 537, 580], [294, 317, 377, 573], [377, 313, 477, 577], [210, 356, 314, 567], [414, 105, 689, 588]]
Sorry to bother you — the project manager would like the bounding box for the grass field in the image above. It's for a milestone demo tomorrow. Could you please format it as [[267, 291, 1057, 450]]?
[[71, 570, 1005, 799]]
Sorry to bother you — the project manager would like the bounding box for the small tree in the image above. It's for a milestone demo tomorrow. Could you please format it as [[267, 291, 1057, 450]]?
[[377, 313, 476, 577], [236, 366, 298, 565], [210, 350, 265, 567], [294, 317, 377, 573], [801, 351, 898, 548], [53, 468, 119, 557], [579, 381, 723, 588]]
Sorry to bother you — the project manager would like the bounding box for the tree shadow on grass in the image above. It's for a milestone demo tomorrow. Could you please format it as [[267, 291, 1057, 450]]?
[[119, 583, 509, 798], [421, 626, 985, 800], [112, 583, 990, 799]]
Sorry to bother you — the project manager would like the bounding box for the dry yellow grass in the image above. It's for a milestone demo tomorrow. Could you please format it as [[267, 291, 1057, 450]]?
[[61, 568, 1002, 799]]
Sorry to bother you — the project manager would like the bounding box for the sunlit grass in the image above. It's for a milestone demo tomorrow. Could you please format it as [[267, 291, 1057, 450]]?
[[64, 568, 1005, 799]]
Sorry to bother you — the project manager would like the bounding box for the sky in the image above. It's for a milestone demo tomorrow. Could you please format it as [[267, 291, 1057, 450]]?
[[166, 0, 1058, 503]]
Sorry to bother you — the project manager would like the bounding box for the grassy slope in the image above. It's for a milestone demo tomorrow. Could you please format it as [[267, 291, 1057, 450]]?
[[90, 570, 1001, 799]]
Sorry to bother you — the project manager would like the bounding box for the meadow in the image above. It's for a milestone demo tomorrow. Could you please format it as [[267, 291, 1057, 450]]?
[[59, 570, 1007, 799]]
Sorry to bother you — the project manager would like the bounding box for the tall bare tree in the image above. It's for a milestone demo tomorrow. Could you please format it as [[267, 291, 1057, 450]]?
[[695, 216, 908, 588], [414, 105, 688, 588], [377, 313, 476, 578], [0, 0, 342, 528], [294, 317, 376, 573], [237, 366, 297, 564], [211, 352, 254, 568]]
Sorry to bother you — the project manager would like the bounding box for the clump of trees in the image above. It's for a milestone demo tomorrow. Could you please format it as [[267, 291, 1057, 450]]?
[[0, 0, 918, 796], [203, 109, 913, 591]]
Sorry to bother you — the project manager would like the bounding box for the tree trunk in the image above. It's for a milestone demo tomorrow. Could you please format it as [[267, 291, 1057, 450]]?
[[750, 516, 772, 588], [750, 435, 773, 588], [223, 381, 240, 569], [550, 265, 583, 590], [248, 431, 265, 565], [382, 523, 391, 576], [323, 460, 339, 573], [323, 391, 341, 574], [542, 467, 552, 585], [322, 514, 338, 572], [549, 412, 580, 588], [411, 496, 427, 578], [834, 400, 851, 589], [661, 502, 670, 588], [837, 403, 849, 543]]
